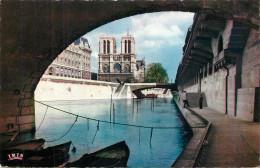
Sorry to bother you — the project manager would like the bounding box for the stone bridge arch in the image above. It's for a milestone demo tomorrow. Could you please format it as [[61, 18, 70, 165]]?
[[0, 1, 259, 134]]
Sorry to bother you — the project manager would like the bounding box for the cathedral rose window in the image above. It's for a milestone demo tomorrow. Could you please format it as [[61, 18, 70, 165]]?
[[114, 63, 121, 73]]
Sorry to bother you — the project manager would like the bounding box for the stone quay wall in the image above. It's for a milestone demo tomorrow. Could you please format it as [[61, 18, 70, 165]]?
[[183, 27, 260, 122], [35, 75, 119, 101]]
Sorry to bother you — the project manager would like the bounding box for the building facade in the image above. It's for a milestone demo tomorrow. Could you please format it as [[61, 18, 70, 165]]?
[[175, 13, 259, 122], [98, 34, 145, 83], [44, 37, 92, 79]]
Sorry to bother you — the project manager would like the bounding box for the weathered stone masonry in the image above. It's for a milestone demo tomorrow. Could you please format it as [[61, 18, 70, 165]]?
[[176, 13, 259, 122]]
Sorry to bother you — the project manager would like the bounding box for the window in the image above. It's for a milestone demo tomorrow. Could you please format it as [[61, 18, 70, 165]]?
[[56, 67, 59, 75], [107, 40, 110, 54], [75, 70, 77, 77], [125, 40, 127, 53], [49, 67, 54, 75], [136, 64, 139, 71], [124, 64, 130, 73], [114, 63, 121, 73], [124, 56, 130, 61], [103, 40, 106, 54], [128, 40, 131, 53], [102, 57, 109, 61], [218, 35, 223, 54], [103, 64, 109, 73], [60, 68, 64, 76], [113, 56, 121, 61], [68, 69, 71, 77], [64, 68, 67, 76]]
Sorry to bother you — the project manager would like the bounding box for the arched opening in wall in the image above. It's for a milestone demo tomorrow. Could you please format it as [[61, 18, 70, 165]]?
[[1, 0, 258, 166], [34, 12, 196, 167], [35, 9, 260, 166]]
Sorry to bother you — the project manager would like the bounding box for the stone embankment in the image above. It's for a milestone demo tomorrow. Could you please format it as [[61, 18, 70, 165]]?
[[173, 92, 260, 167], [35, 75, 119, 101], [172, 93, 211, 167], [35, 76, 173, 101]]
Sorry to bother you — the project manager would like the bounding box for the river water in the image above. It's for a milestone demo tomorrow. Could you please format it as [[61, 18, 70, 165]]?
[[35, 98, 192, 167]]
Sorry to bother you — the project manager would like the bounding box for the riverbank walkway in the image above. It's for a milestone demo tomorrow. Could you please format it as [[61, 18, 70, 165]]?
[[192, 107, 260, 167]]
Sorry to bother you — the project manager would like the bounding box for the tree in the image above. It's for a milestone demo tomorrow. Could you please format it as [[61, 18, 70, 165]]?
[[145, 63, 169, 83]]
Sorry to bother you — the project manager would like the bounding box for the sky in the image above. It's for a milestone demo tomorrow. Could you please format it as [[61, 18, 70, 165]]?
[[84, 12, 194, 81]]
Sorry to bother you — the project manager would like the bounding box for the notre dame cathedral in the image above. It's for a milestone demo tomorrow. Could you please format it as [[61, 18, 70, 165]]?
[[98, 34, 145, 83]]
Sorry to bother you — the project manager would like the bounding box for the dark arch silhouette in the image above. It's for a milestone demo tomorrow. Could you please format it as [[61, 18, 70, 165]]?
[[0, 0, 259, 133]]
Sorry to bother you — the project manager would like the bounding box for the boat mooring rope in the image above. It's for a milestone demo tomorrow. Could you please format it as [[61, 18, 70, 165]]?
[[92, 121, 99, 144], [45, 115, 78, 142], [33, 99, 207, 143], [36, 106, 49, 131]]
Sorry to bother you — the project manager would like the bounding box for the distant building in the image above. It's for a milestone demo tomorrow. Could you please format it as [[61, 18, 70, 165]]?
[[98, 34, 145, 83], [44, 37, 92, 79]]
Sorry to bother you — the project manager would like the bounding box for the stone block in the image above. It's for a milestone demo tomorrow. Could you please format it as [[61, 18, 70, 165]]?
[[18, 98, 33, 107], [6, 116, 17, 124], [19, 123, 35, 133], [24, 84, 36, 92], [237, 88, 255, 121], [23, 91, 33, 98], [18, 114, 35, 124], [21, 107, 33, 115]]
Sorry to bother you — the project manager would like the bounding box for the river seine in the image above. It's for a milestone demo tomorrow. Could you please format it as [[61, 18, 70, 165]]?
[[35, 98, 192, 167]]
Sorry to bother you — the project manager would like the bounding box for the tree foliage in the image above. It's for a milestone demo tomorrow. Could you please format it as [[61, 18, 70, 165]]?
[[145, 63, 169, 83]]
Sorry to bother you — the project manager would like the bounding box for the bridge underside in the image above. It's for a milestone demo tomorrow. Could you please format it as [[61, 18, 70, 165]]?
[[0, 1, 259, 134], [128, 83, 177, 98]]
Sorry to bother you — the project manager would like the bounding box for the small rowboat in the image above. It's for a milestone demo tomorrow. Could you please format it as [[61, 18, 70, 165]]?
[[66, 141, 130, 167], [3, 141, 71, 167], [25, 141, 71, 167], [3, 138, 45, 166], [4, 138, 45, 151]]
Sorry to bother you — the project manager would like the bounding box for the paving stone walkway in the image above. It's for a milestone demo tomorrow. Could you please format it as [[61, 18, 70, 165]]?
[[192, 107, 260, 167]]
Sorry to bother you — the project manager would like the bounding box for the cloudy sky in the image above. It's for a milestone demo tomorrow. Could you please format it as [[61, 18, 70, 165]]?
[[84, 12, 194, 81]]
